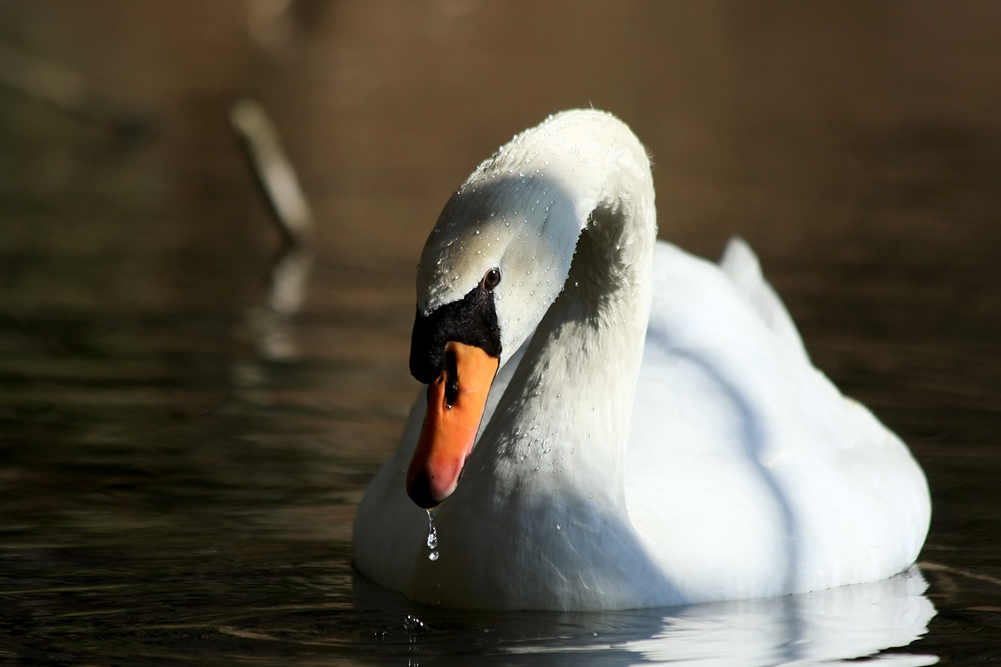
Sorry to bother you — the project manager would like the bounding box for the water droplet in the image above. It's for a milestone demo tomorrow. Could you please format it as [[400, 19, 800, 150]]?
[[476, 230, 481, 235], [425, 509, 439, 561]]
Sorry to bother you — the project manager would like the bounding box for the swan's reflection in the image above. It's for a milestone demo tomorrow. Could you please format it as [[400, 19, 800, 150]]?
[[626, 566, 935, 666], [353, 566, 935, 666]]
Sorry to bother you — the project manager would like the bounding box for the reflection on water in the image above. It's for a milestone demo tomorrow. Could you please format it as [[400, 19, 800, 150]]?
[[1, 529, 937, 666], [353, 568, 936, 666], [2, 0, 1001, 664], [629, 570, 935, 666], [231, 97, 315, 361]]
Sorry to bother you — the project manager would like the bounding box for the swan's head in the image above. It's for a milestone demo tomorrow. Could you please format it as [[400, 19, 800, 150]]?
[[405, 173, 579, 508], [404, 109, 647, 508]]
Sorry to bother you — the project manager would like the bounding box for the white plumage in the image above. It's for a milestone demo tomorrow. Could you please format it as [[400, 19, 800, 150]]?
[[354, 109, 930, 610]]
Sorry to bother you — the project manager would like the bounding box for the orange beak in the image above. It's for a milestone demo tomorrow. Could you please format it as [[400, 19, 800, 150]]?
[[406, 341, 499, 508]]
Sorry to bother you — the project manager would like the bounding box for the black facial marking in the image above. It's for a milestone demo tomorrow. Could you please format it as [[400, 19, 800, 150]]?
[[410, 281, 502, 384], [444, 348, 459, 408]]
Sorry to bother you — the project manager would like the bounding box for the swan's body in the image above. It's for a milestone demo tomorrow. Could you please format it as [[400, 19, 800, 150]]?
[[353, 110, 930, 610]]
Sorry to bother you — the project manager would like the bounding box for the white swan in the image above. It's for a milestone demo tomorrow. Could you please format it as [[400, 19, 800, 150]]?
[[353, 109, 931, 611]]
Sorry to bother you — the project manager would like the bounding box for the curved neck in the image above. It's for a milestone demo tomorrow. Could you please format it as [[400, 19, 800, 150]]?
[[471, 135, 657, 511]]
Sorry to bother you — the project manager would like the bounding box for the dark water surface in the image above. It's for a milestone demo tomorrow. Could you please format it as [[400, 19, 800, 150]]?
[[2, 1, 1001, 664]]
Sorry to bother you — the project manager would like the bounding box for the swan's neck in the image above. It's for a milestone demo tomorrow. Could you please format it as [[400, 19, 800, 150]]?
[[475, 143, 657, 511]]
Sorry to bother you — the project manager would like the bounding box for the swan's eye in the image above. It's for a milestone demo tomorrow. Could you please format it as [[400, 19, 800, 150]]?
[[482, 268, 501, 290]]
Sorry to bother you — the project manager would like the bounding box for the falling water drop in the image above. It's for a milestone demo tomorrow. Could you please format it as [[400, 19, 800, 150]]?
[[426, 509, 439, 561]]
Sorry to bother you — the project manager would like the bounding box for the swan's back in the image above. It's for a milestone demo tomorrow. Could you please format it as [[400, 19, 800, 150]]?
[[718, 236, 809, 363], [625, 241, 930, 602]]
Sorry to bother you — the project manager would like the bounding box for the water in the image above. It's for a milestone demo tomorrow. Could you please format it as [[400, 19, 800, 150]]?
[[2, 1, 1001, 665]]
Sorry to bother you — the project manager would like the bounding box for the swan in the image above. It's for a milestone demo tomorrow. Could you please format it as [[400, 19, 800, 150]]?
[[353, 109, 931, 611]]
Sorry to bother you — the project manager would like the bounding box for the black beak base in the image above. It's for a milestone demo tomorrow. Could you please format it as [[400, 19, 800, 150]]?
[[410, 283, 502, 384]]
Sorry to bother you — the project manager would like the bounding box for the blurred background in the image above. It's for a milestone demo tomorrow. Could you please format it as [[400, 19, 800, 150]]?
[[1, 1, 1000, 664]]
